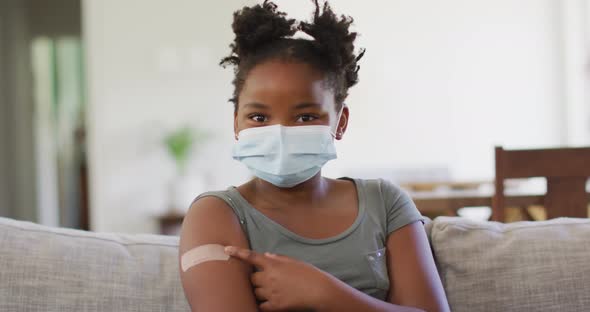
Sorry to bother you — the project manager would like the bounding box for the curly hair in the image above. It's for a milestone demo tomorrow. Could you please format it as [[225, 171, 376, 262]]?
[[220, 0, 365, 112]]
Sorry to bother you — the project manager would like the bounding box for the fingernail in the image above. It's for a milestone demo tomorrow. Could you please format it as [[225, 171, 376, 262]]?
[[225, 246, 236, 254]]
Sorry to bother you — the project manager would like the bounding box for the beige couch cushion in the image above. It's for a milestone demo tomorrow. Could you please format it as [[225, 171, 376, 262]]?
[[0, 217, 189, 312], [430, 216, 590, 312]]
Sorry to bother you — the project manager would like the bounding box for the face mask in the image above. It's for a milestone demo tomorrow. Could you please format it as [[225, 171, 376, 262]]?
[[232, 124, 338, 188]]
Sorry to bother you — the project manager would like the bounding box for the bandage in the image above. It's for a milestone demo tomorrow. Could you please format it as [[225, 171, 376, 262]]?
[[181, 244, 230, 272]]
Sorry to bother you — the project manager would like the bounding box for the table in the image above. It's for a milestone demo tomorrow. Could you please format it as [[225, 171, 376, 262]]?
[[411, 189, 590, 219], [411, 190, 542, 214], [158, 211, 186, 236]]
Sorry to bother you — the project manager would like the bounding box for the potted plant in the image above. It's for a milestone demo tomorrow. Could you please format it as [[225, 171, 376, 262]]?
[[164, 126, 208, 212]]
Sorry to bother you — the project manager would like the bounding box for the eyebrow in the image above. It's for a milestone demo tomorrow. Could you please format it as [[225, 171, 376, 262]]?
[[242, 102, 269, 110], [293, 102, 322, 110], [242, 102, 322, 110]]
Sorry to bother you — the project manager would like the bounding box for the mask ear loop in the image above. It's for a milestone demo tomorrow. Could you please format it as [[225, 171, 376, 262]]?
[[331, 105, 345, 138]]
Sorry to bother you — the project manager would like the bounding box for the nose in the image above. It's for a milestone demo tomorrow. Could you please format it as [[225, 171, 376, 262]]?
[[268, 115, 297, 127], [267, 117, 296, 127]]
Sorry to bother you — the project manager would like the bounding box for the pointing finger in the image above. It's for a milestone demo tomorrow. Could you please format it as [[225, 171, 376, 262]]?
[[225, 246, 267, 269], [264, 252, 291, 262]]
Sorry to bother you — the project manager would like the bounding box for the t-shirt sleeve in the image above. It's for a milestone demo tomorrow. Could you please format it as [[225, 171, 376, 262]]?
[[379, 179, 425, 235]]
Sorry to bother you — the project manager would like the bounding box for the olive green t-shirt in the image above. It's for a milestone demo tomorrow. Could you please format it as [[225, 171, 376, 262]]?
[[194, 178, 424, 300]]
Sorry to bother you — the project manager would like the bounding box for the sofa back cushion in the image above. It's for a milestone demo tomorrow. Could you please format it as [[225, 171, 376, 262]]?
[[429, 216, 590, 312], [0, 217, 189, 312]]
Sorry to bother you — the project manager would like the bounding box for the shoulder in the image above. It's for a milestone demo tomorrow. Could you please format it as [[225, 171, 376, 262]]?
[[351, 178, 412, 207], [376, 178, 413, 208], [180, 190, 246, 250], [187, 189, 237, 219], [352, 178, 423, 234]]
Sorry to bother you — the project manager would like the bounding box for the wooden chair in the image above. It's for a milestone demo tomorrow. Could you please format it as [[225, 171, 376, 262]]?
[[492, 146, 590, 222]]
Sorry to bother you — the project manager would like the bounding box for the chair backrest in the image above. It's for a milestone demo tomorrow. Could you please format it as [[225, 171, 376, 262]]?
[[492, 146, 590, 222]]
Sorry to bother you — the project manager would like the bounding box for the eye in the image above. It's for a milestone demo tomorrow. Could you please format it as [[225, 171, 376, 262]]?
[[248, 114, 268, 123], [296, 114, 319, 123]]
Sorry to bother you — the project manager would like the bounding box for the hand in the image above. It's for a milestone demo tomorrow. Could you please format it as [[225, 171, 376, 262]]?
[[225, 246, 332, 312]]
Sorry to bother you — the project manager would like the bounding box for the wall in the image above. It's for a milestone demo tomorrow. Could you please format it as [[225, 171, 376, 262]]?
[[561, 0, 590, 146], [83, 0, 578, 233], [0, 2, 13, 218], [0, 0, 37, 222]]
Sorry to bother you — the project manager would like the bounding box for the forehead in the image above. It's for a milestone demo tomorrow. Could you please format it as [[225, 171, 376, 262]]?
[[238, 60, 334, 107]]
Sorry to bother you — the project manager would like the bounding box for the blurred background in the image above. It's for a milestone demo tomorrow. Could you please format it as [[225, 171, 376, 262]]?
[[1, 0, 589, 234]]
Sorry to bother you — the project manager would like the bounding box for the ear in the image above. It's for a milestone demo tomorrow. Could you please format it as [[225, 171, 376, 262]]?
[[335, 105, 349, 140]]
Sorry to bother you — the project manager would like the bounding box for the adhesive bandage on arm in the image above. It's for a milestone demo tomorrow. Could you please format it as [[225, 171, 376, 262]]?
[[181, 244, 230, 272]]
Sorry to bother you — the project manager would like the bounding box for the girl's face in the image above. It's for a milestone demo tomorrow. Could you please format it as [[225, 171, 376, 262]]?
[[234, 60, 348, 139]]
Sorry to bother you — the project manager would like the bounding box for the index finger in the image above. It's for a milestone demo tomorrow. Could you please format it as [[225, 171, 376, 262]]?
[[224, 246, 267, 269]]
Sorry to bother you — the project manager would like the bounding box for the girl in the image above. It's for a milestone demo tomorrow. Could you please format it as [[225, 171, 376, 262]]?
[[179, 1, 449, 311]]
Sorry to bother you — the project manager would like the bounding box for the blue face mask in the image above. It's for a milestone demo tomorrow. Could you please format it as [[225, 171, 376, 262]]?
[[232, 125, 338, 188]]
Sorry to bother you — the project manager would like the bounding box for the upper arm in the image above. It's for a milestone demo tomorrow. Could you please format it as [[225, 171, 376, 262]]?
[[179, 196, 258, 312], [385, 221, 450, 312]]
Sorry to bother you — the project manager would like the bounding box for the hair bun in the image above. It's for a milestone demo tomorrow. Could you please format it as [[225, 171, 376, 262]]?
[[299, 0, 365, 88], [230, 0, 297, 58]]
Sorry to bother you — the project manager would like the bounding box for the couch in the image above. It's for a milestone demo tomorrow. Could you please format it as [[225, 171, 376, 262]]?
[[1, 216, 589, 311]]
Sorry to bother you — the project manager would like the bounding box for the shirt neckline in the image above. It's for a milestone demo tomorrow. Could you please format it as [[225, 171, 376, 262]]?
[[227, 177, 366, 245]]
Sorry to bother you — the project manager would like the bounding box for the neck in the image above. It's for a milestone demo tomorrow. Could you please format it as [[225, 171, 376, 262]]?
[[252, 172, 330, 206]]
